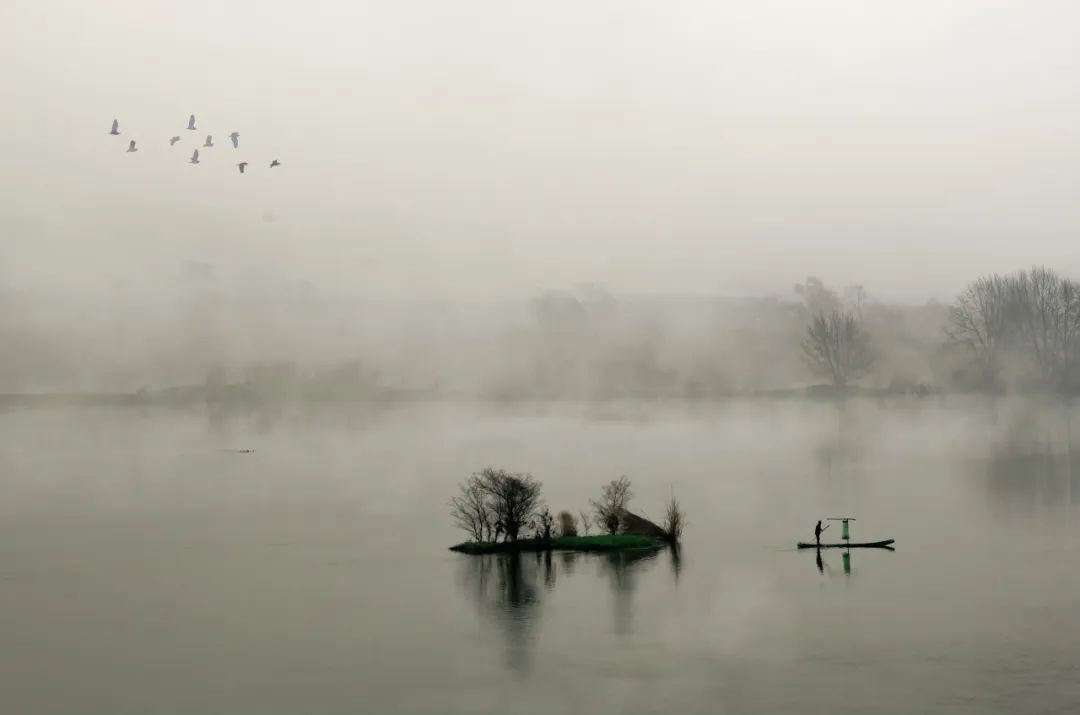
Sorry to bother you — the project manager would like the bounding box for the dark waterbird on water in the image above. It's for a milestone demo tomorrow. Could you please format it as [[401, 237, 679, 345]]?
[[269, 159, 280, 168], [187, 114, 197, 130], [237, 162, 248, 174], [169, 136, 181, 146], [229, 132, 239, 148], [109, 119, 120, 135], [126, 139, 138, 152], [204, 135, 214, 148], [189, 148, 200, 164]]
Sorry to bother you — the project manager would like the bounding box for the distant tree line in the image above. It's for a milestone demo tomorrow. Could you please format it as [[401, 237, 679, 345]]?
[[945, 266, 1080, 391], [789, 267, 1080, 393], [227, 268, 1080, 397], [18, 266, 1080, 398]]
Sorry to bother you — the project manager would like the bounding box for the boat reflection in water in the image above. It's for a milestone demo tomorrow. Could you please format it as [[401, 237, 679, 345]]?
[[810, 543, 893, 576]]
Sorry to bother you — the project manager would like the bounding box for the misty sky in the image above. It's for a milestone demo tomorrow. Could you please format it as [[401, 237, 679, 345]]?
[[6, 1, 1080, 302]]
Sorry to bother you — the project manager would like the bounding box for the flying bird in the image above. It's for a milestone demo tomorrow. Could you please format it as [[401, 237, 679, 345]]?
[[110, 119, 120, 135], [237, 162, 248, 174], [229, 132, 239, 148], [169, 136, 181, 146], [187, 114, 197, 130], [204, 135, 214, 147], [269, 159, 281, 168], [126, 140, 138, 152], [190, 149, 200, 164]]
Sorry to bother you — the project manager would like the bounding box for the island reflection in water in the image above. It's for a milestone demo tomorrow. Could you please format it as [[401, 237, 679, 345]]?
[[456, 547, 671, 672]]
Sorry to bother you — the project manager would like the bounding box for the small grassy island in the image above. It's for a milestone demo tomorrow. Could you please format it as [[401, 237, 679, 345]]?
[[448, 470, 684, 555], [450, 534, 665, 555]]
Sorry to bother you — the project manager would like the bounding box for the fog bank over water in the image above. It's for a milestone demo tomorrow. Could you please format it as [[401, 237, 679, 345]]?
[[1, 277, 952, 394], [10, 2, 1080, 393], [8, 3, 1080, 302]]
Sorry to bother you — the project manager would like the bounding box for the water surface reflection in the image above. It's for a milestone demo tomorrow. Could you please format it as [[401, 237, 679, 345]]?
[[458, 553, 543, 672], [599, 548, 660, 636], [458, 547, 670, 669]]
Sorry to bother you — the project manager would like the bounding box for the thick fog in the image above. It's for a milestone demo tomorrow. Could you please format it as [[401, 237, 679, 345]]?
[[6, 1, 1080, 392]]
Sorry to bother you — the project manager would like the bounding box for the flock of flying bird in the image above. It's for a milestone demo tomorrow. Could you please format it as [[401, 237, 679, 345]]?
[[110, 115, 280, 174]]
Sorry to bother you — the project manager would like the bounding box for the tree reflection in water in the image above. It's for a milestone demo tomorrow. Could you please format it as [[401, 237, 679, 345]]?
[[457, 546, 667, 670], [983, 399, 1080, 510], [458, 553, 541, 673], [558, 550, 578, 576], [668, 543, 682, 584], [599, 548, 661, 636]]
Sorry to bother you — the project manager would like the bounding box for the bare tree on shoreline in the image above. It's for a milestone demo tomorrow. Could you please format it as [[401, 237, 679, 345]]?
[[801, 310, 873, 387], [946, 267, 1080, 389], [945, 274, 1012, 387]]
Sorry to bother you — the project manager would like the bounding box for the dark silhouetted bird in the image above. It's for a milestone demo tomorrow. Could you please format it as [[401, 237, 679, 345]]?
[[110, 119, 120, 135], [237, 162, 248, 174], [190, 149, 200, 164], [204, 135, 214, 147], [229, 132, 239, 148], [187, 114, 197, 130], [127, 140, 138, 152], [270, 159, 280, 168]]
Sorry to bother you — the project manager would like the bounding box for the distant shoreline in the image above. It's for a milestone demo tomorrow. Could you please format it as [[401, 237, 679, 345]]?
[[1, 384, 1067, 410]]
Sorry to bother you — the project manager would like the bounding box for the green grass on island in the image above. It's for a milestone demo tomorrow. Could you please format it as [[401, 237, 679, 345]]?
[[450, 534, 665, 555]]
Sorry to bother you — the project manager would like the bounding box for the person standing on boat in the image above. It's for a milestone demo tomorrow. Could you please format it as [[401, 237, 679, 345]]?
[[814, 520, 827, 547]]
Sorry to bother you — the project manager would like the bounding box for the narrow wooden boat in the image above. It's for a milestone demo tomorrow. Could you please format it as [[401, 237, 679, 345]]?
[[797, 539, 895, 549]]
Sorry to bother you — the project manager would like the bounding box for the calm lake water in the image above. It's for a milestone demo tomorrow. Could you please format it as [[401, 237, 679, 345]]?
[[3, 398, 1080, 714]]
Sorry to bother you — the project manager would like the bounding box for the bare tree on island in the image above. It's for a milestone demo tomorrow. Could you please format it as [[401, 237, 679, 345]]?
[[592, 476, 634, 535], [557, 510, 578, 537], [449, 475, 493, 542], [801, 310, 873, 387], [478, 468, 543, 543], [663, 495, 685, 544], [449, 468, 544, 543], [578, 510, 593, 535], [533, 508, 555, 542]]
